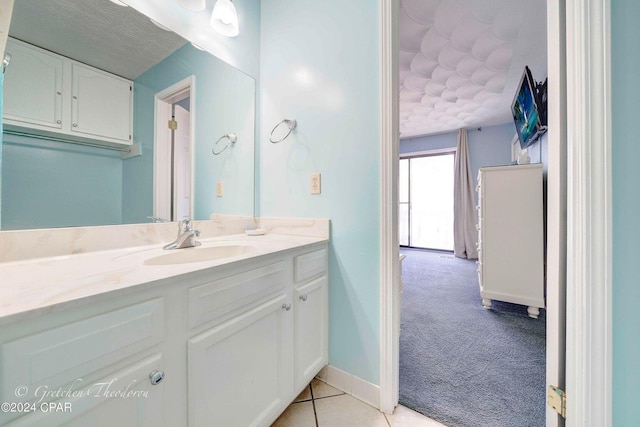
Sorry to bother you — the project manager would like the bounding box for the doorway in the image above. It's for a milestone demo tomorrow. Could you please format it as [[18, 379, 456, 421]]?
[[380, 2, 569, 425], [153, 76, 196, 221]]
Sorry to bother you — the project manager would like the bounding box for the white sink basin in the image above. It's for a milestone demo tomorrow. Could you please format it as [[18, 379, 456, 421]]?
[[144, 243, 255, 266]]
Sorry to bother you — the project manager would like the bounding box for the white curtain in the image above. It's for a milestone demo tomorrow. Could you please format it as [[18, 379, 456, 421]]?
[[453, 129, 478, 259]]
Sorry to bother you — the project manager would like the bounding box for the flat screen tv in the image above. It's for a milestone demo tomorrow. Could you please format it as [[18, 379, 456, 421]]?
[[512, 66, 547, 149]]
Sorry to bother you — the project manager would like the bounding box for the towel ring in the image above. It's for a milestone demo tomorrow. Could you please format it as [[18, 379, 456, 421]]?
[[212, 133, 237, 155], [269, 119, 297, 143]]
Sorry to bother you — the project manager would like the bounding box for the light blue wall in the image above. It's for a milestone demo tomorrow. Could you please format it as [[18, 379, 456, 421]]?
[[124, 43, 256, 223], [1, 135, 123, 229], [260, 0, 381, 384], [400, 123, 515, 187], [611, 1, 640, 424]]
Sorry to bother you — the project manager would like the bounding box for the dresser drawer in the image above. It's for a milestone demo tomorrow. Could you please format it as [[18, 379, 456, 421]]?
[[294, 248, 327, 283], [0, 298, 164, 403]]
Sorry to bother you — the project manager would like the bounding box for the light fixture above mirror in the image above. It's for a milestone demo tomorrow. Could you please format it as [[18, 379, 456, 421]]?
[[210, 0, 239, 37]]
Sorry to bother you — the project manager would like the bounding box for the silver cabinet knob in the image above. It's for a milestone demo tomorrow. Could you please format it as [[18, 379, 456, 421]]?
[[282, 303, 292, 311], [56, 120, 61, 124], [72, 123, 78, 127], [56, 91, 62, 95], [149, 370, 165, 385], [73, 95, 78, 100], [299, 294, 308, 302]]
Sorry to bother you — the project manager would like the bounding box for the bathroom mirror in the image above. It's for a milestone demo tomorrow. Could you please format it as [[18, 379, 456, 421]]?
[[0, 0, 255, 230]]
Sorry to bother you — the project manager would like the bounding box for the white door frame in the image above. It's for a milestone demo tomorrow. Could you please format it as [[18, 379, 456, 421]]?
[[379, 0, 399, 414], [564, 0, 612, 425], [545, 1, 567, 425], [153, 75, 196, 221], [378, 1, 613, 425]]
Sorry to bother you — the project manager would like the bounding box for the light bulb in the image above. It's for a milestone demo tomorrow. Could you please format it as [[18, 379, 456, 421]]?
[[210, 0, 239, 37]]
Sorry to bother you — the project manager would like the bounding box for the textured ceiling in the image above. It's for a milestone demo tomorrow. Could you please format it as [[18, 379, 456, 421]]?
[[399, 0, 547, 139], [8, 0, 187, 80]]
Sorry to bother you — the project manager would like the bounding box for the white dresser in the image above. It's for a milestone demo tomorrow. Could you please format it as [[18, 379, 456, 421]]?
[[476, 164, 545, 318]]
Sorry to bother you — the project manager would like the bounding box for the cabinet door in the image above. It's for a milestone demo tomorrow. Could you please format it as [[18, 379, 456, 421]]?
[[294, 276, 328, 391], [71, 63, 132, 144], [3, 39, 63, 130], [188, 295, 293, 427]]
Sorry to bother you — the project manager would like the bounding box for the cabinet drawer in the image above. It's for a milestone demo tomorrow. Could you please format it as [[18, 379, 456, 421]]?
[[294, 248, 327, 283], [4, 354, 164, 427], [188, 261, 287, 330], [0, 299, 164, 403]]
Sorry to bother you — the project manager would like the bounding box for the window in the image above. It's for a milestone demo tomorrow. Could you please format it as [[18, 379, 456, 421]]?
[[399, 152, 455, 251]]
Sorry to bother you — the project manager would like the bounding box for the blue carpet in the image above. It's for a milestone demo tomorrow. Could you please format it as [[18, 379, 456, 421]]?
[[399, 248, 546, 427]]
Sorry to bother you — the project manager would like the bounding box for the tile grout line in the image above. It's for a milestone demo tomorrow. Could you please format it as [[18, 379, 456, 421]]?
[[310, 383, 319, 427], [311, 393, 346, 401]]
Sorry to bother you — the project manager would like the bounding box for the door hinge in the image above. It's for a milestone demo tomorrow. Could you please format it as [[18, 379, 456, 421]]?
[[168, 119, 178, 130], [547, 385, 566, 418]]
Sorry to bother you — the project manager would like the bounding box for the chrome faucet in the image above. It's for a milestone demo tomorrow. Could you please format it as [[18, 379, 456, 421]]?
[[163, 218, 201, 250]]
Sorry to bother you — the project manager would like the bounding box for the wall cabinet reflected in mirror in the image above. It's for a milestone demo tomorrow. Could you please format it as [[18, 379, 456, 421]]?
[[4, 38, 133, 147], [0, 0, 256, 230]]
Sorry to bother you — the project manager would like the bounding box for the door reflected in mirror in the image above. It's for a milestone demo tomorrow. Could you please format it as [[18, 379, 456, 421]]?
[[0, 0, 255, 230]]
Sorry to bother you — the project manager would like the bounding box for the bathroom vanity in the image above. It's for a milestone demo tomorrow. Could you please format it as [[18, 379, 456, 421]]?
[[0, 228, 328, 426]]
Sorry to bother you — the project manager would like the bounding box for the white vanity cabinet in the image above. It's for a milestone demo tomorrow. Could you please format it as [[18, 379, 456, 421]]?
[[3, 37, 133, 148], [186, 260, 294, 427], [0, 298, 171, 427], [476, 164, 545, 318], [187, 247, 328, 427], [0, 242, 329, 427], [293, 249, 329, 391]]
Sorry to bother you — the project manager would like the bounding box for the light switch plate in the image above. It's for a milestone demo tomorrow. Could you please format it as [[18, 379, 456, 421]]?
[[216, 182, 223, 197], [311, 173, 321, 194]]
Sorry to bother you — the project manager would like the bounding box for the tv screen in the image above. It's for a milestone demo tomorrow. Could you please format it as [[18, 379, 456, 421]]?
[[512, 67, 547, 149]]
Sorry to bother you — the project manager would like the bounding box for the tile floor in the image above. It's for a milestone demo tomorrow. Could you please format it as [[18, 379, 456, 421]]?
[[271, 378, 447, 427]]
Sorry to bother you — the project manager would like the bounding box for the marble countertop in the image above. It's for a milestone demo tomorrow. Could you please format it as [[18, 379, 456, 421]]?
[[0, 233, 328, 325]]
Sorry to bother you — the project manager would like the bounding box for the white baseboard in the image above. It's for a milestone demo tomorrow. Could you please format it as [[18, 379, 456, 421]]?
[[317, 365, 381, 409]]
